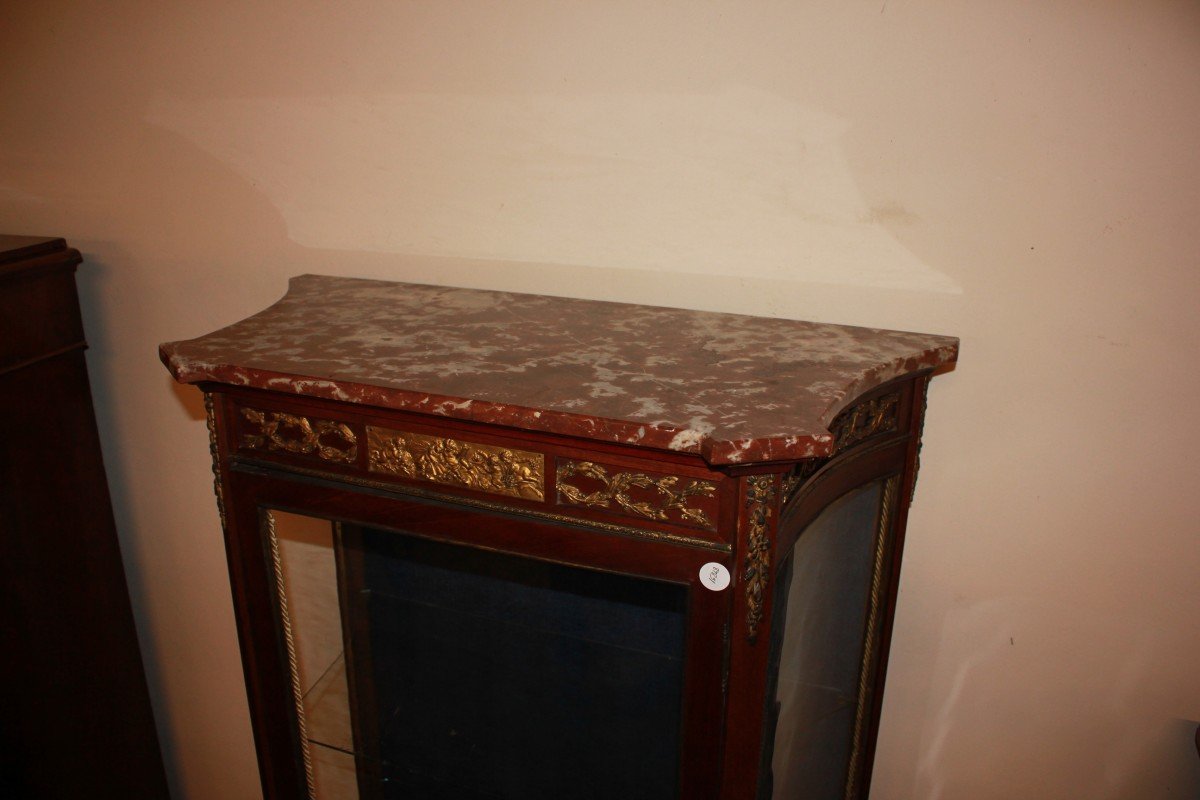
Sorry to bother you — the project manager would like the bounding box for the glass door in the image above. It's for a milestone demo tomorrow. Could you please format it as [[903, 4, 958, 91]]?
[[267, 509, 692, 800]]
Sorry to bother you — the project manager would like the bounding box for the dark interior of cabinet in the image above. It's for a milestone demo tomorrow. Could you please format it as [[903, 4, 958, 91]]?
[[334, 524, 689, 800]]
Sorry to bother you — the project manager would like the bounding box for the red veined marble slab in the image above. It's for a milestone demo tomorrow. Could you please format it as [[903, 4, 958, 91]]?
[[160, 275, 957, 465]]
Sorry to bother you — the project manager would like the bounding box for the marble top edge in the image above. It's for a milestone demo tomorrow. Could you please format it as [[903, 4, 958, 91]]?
[[157, 353, 843, 464], [160, 274, 958, 465]]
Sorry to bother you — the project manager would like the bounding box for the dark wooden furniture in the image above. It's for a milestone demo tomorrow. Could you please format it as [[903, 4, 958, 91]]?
[[161, 275, 957, 800], [1, 236, 169, 798]]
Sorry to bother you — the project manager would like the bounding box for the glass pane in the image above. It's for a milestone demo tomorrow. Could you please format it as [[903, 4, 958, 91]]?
[[269, 511, 688, 800], [765, 479, 888, 800]]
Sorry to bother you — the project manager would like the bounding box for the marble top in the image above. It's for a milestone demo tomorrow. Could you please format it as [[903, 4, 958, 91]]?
[[160, 275, 957, 465]]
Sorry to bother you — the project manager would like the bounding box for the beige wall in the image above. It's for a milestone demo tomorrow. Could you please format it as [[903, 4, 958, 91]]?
[[4, 1, 1199, 797]]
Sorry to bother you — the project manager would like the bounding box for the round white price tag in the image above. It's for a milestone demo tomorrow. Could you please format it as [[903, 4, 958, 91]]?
[[699, 562, 731, 591]]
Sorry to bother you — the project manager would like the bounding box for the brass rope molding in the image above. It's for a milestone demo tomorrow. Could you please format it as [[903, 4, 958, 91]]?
[[844, 475, 899, 800], [264, 511, 317, 800]]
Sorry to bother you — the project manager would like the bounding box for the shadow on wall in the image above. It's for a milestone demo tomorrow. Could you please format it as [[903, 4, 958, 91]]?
[[901, 596, 1200, 800], [144, 86, 962, 296]]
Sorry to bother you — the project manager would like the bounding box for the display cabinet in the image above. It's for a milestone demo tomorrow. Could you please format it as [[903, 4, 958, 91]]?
[[160, 275, 957, 799]]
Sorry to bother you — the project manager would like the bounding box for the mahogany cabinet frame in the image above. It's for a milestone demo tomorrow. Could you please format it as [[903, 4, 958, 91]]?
[[197, 365, 937, 800]]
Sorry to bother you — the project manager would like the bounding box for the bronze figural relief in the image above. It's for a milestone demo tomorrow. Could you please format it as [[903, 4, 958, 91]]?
[[367, 426, 545, 501]]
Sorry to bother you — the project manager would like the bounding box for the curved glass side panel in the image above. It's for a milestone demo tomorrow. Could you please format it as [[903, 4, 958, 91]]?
[[761, 478, 895, 800]]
